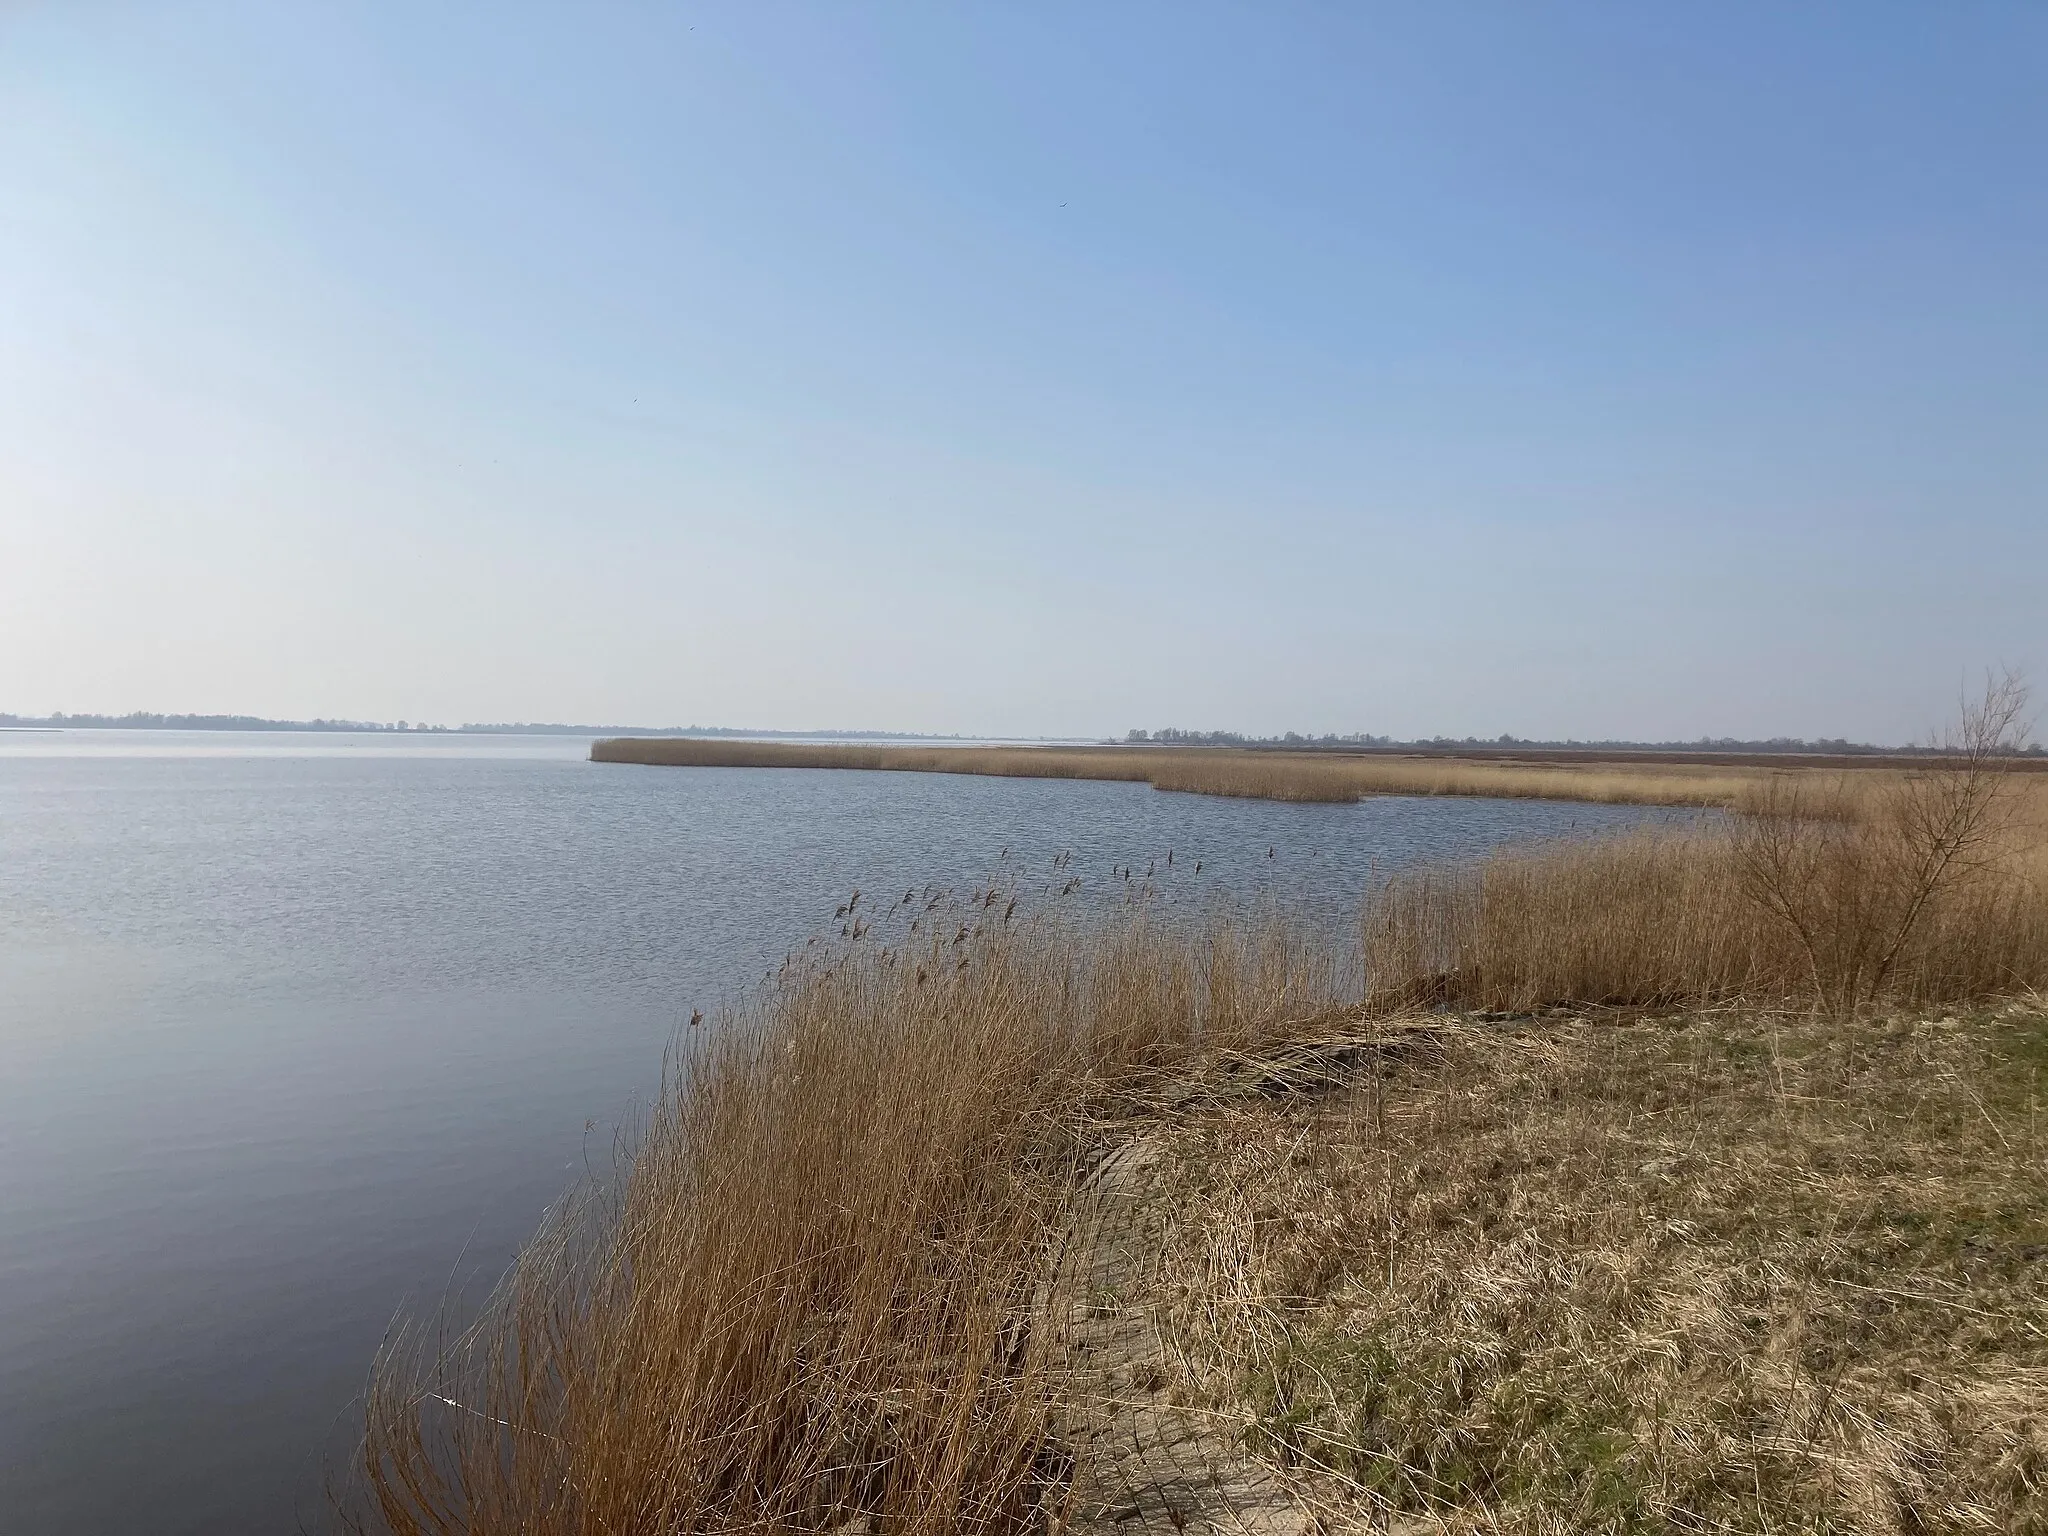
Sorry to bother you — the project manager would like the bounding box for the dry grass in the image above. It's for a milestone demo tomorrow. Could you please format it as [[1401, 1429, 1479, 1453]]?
[[1365, 715, 2048, 1016], [1150, 1005, 2048, 1534], [346, 896, 1346, 1536], [1363, 822, 2048, 1014], [590, 739, 1781, 809]]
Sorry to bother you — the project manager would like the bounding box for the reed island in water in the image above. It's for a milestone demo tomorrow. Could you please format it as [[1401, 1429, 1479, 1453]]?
[[587, 735, 1942, 809]]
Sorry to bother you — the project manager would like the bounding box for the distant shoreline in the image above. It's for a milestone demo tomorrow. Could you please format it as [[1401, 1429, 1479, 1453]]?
[[10, 714, 2034, 762], [0, 716, 994, 740]]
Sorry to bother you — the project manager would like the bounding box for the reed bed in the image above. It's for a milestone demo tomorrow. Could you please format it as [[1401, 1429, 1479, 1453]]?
[[347, 899, 1346, 1536], [590, 739, 1774, 809], [1364, 822, 2048, 1014], [1370, 702, 2048, 1016]]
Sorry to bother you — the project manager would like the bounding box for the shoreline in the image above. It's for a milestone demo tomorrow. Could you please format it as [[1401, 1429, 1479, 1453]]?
[[589, 738, 1786, 808]]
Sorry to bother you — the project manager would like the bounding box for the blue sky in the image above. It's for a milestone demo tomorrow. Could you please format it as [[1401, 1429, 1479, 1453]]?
[[3, 3, 2042, 740]]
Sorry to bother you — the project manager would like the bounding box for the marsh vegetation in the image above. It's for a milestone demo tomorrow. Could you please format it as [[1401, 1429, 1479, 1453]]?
[[590, 738, 1776, 808], [351, 686, 2047, 1533]]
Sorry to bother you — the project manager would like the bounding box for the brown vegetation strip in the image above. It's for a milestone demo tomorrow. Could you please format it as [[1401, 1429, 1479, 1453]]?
[[591, 738, 1778, 807]]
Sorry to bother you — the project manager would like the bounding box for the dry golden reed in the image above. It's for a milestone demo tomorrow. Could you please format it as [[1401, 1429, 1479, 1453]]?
[[1369, 678, 2048, 1015], [1364, 822, 2048, 1014], [347, 901, 1345, 1536], [590, 738, 1779, 809]]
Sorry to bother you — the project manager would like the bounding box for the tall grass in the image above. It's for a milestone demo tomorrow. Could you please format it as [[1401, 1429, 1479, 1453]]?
[[1363, 825, 2040, 1010], [1370, 678, 2048, 1014], [590, 739, 1775, 809], [348, 904, 1345, 1535], [1364, 828, 1773, 1010], [1365, 817, 2048, 1014]]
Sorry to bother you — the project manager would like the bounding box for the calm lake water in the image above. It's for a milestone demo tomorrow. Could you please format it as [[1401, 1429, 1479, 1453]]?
[[0, 732, 1686, 1534]]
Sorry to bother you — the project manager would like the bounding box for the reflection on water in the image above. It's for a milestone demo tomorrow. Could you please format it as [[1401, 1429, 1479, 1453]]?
[[0, 732, 1688, 1534]]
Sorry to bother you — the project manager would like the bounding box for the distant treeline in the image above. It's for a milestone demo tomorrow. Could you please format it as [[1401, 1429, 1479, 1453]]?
[[1126, 727, 2045, 756], [0, 712, 437, 732], [1, 712, 463, 732], [459, 724, 973, 739], [0, 711, 970, 739]]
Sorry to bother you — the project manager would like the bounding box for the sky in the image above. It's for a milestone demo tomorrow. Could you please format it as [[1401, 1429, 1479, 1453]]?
[[2, 4, 2043, 742]]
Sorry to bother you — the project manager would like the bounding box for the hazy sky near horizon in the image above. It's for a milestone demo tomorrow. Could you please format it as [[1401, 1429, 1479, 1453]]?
[[3, 5, 2043, 741]]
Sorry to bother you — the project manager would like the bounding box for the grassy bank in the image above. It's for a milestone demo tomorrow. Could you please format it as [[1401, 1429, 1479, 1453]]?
[[352, 726, 2048, 1533], [589, 738, 1780, 808], [1153, 1004, 2048, 1533]]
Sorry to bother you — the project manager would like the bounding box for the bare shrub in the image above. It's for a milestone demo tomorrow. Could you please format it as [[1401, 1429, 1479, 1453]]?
[[1365, 676, 2047, 1018], [1736, 672, 2036, 1018]]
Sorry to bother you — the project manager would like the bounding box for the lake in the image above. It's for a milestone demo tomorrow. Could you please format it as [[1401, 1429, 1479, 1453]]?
[[0, 732, 1685, 1534]]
